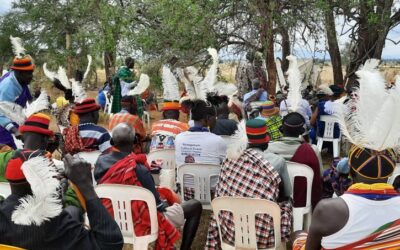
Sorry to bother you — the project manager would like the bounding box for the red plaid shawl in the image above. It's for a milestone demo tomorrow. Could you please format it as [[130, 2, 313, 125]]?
[[63, 125, 85, 155], [98, 153, 180, 249]]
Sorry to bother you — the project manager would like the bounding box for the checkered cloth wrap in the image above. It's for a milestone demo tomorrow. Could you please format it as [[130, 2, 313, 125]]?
[[205, 149, 292, 249], [265, 115, 283, 141]]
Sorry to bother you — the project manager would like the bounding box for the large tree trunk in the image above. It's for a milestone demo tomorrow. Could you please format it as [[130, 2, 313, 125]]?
[[325, 0, 343, 86], [257, 0, 277, 95], [345, 0, 393, 87], [280, 26, 291, 72], [104, 51, 116, 82]]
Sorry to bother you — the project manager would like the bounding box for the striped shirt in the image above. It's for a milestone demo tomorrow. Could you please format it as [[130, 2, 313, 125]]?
[[78, 123, 112, 153], [150, 119, 189, 151], [108, 110, 146, 139]]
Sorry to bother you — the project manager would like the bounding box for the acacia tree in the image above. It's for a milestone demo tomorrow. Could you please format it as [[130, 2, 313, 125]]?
[[323, 0, 400, 86]]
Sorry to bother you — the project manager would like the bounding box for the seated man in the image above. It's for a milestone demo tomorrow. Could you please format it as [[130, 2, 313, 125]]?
[[293, 147, 400, 250], [268, 112, 322, 209], [322, 157, 353, 198], [243, 79, 268, 106], [64, 98, 112, 155], [95, 123, 202, 250], [150, 101, 189, 151], [256, 101, 283, 141], [0, 150, 123, 248], [207, 94, 238, 137], [246, 119, 292, 199], [175, 99, 226, 200], [109, 95, 146, 153], [206, 120, 292, 249]]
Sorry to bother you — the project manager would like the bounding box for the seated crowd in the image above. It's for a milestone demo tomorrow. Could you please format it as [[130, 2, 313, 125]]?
[[0, 41, 399, 250]]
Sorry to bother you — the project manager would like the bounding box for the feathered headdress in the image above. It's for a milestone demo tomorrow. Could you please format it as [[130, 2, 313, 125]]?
[[0, 102, 26, 125], [11, 156, 63, 226], [10, 36, 26, 59], [70, 79, 87, 103], [275, 59, 287, 93], [286, 55, 303, 112], [176, 67, 197, 103], [25, 90, 50, 117], [336, 59, 400, 151], [162, 65, 180, 101], [194, 48, 219, 100], [129, 74, 150, 96], [82, 55, 92, 83], [43, 64, 71, 90], [226, 120, 248, 160]]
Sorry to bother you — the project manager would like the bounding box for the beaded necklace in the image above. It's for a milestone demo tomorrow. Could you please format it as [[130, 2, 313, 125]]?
[[345, 183, 399, 200]]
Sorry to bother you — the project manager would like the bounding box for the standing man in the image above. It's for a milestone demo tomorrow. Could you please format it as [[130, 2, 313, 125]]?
[[111, 57, 137, 113], [0, 36, 34, 149]]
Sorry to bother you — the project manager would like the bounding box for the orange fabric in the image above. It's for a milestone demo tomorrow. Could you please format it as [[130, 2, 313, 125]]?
[[151, 120, 189, 136], [108, 113, 146, 139], [157, 187, 181, 205], [161, 102, 180, 111], [69, 112, 79, 126]]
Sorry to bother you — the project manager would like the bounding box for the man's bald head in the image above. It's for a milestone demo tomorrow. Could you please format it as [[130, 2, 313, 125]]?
[[111, 123, 135, 151]]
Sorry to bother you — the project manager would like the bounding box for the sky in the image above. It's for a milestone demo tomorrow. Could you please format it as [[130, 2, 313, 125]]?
[[1, 0, 400, 59]]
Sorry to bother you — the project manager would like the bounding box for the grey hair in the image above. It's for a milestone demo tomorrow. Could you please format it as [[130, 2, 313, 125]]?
[[111, 123, 135, 144]]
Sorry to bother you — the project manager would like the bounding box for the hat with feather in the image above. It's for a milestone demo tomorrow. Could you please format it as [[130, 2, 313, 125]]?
[[9, 36, 35, 71], [5, 155, 62, 225], [336, 59, 400, 180]]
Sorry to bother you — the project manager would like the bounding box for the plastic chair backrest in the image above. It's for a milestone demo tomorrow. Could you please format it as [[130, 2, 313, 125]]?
[[211, 197, 281, 250], [0, 182, 11, 199], [286, 161, 314, 207], [319, 115, 340, 139], [147, 149, 176, 170], [95, 184, 158, 247], [76, 151, 101, 166], [177, 164, 220, 209]]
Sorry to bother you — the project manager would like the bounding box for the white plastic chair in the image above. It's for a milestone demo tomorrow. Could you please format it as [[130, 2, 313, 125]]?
[[147, 149, 176, 170], [286, 161, 314, 231], [0, 182, 11, 198], [317, 115, 341, 157], [77, 151, 101, 185], [388, 164, 400, 186], [177, 164, 220, 209], [143, 111, 151, 127], [95, 184, 158, 249], [211, 197, 281, 250]]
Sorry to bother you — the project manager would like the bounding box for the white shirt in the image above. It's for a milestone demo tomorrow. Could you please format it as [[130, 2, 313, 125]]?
[[279, 98, 312, 126], [175, 131, 227, 188], [322, 194, 400, 249]]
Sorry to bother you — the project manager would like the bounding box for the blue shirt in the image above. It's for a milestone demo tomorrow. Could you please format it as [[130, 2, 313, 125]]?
[[243, 89, 268, 105], [0, 72, 24, 130]]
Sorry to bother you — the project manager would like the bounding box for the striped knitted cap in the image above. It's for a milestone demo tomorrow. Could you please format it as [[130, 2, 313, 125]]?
[[161, 101, 181, 111], [73, 98, 100, 114], [19, 113, 54, 137], [10, 55, 35, 71], [246, 119, 270, 145]]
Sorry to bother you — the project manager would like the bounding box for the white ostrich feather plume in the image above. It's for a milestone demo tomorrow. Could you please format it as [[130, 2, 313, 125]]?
[[10, 36, 26, 59], [203, 48, 219, 91], [226, 120, 248, 160], [318, 84, 334, 96], [25, 90, 50, 117], [71, 79, 87, 103], [162, 65, 180, 101], [286, 55, 303, 112], [12, 156, 62, 226], [82, 55, 92, 83], [176, 68, 197, 100], [213, 82, 237, 97], [129, 74, 150, 95], [43, 64, 71, 90], [275, 59, 287, 93], [0, 101, 26, 125], [335, 59, 400, 151]]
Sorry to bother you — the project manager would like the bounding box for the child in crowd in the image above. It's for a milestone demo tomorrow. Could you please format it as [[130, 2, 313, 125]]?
[[322, 157, 353, 198]]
